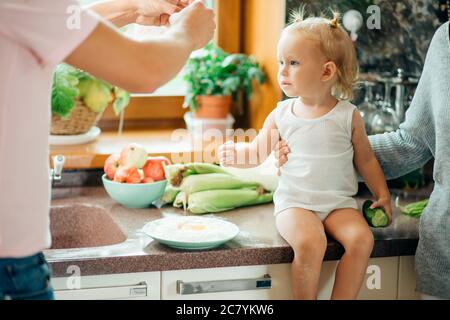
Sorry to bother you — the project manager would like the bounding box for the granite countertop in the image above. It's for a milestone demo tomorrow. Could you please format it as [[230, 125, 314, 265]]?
[[45, 186, 428, 277]]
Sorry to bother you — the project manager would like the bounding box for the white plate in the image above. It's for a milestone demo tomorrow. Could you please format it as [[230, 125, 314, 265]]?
[[49, 127, 101, 146], [143, 216, 240, 250]]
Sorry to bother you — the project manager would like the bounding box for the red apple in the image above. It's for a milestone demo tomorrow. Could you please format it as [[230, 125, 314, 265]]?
[[104, 154, 121, 180], [142, 177, 155, 184], [154, 156, 171, 166], [119, 143, 147, 169], [142, 156, 171, 181], [113, 166, 141, 184]]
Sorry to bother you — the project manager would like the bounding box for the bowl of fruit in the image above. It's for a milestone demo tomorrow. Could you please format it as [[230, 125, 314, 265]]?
[[102, 143, 170, 209]]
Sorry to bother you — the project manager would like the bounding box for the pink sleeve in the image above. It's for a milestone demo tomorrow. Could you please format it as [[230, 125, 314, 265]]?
[[0, 0, 99, 67]]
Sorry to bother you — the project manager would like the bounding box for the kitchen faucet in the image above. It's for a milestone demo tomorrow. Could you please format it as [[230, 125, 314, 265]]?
[[50, 155, 65, 185]]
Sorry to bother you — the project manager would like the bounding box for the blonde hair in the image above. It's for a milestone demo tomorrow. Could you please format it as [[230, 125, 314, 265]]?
[[285, 7, 359, 100]]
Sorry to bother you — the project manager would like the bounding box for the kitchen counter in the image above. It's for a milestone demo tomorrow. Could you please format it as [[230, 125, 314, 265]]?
[[45, 186, 425, 277]]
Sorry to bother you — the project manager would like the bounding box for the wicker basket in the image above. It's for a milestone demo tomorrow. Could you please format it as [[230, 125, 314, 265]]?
[[51, 99, 106, 135]]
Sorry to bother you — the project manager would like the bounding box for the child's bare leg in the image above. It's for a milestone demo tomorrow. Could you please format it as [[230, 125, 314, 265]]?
[[276, 208, 327, 300], [323, 208, 375, 300]]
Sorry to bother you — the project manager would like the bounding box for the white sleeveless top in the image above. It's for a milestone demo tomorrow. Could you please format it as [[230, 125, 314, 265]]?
[[273, 98, 359, 215]]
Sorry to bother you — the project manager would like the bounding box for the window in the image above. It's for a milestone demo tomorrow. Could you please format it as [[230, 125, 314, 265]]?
[[75, 0, 241, 131], [80, 0, 214, 97]]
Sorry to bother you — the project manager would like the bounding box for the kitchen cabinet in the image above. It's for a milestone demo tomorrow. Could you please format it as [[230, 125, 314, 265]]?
[[161, 264, 293, 300], [398, 256, 421, 300], [318, 257, 399, 300], [161, 257, 399, 300], [51, 271, 160, 300], [50, 256, 414, 300], [358, 257, 399, 300]]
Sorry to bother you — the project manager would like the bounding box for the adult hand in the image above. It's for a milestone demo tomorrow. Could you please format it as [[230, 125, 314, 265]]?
[[274, 140, 291, 176], [134, 0, 193, 26], [168, 0, 215, 50]]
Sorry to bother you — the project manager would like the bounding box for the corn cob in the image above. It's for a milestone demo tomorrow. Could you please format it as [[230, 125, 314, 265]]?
[[161, 184, 181, 205], [187, 188, 273, 214], [173, 191, 187, 211], [180, 173, 260, 195], [164, 163, 228, 187]]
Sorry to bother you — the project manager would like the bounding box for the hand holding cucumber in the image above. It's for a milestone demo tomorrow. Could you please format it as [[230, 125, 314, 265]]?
[[363, 196, 393, 228]]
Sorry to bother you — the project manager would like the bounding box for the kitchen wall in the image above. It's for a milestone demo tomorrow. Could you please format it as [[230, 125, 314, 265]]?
[[286, 0, 445, 75]]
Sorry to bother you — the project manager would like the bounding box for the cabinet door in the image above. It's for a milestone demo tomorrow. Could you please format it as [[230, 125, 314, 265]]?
[[398, 256, 421, 300], [317, 257, 399, 300], [51, 271, 161, 300], [161, 264, 293, 300], [317, 261, 339, 300], [357, 257, 399, 300]]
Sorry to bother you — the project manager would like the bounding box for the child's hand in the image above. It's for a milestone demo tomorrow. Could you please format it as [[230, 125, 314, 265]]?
[[274, 140, 291, 176], [370, 196, 393, 225], [218, 140, 236, 167]]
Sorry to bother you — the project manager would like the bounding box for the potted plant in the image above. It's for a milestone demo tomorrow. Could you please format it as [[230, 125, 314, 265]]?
[[51, 63, 130, 135], [183, 43, 266, 119]]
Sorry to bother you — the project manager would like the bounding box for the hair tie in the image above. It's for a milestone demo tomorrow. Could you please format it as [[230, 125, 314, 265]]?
[[330, 18, 339, 28]]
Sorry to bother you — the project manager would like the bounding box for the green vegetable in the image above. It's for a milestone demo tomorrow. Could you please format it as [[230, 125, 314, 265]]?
[[179, 173, 260, 195], [395, 198, 429, 218], [78, 78, 113, 113], [187, 188, 273, 214], [161, 185, 181, 205], [173, 191, 187, 211], [51, 63, 130, 118], [163, 162, 273, 214], [51, 64, 79, 119], [164, 163, 228, 187], [112, 87, 130, 116], [363, 200, 389, 228]]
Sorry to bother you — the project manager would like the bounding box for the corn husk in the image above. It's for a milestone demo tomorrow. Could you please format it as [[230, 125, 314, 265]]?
[[180, 173, 260, 195], [165, 163, 228, 187], [173, 191, 187, 211], [161, 185, 181, 205], [187, 187, 273, 214]]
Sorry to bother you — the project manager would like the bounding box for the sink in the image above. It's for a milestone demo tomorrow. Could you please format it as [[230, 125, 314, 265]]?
[[50, 204, 127, 249]]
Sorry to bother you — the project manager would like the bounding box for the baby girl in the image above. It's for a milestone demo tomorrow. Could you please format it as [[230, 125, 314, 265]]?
[[218, 10, 393, 300]]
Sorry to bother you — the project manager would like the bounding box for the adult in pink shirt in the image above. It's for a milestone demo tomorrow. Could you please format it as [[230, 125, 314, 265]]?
[[0, 0, 215, 300]]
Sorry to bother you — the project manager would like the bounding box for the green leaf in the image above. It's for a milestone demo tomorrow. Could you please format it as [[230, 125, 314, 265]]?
[[51, 64, 80, 118], [51, 63, 130, 119], [183, 43, 265, 109]]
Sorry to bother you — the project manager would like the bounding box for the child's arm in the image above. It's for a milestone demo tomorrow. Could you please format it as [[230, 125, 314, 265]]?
[[352, 110, 393, 223], [218, 110, 279, 169]]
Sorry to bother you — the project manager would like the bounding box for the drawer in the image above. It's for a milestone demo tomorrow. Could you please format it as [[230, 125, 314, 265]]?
[[51, 271, 160, 300], [161, 264, 293, 300]]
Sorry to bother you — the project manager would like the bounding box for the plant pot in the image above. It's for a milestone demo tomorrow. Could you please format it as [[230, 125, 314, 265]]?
[[51, 99, 106, 135], [193, 95, 232, 119], [184, 112, 235, 139]]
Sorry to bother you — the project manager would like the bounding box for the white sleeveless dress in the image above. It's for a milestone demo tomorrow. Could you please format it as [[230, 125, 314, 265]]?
[[273, 98, 359, 221]]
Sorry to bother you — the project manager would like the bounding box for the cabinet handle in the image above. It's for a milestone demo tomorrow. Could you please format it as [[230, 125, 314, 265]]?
[[177, 274, 272, 295], [54, 281, 147, 300]]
